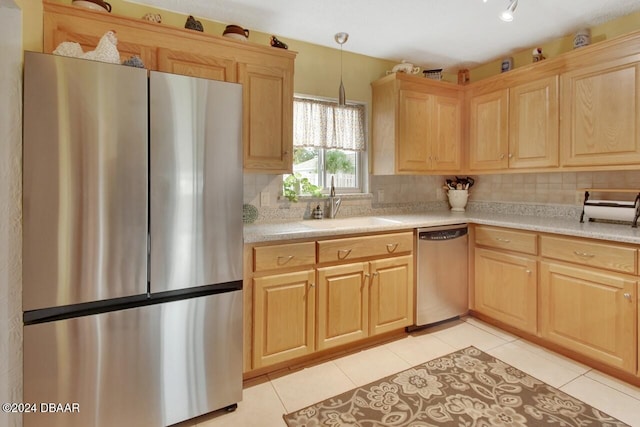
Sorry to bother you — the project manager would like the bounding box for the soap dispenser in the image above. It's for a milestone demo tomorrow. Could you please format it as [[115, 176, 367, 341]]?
[[313, 204, 323, 219]]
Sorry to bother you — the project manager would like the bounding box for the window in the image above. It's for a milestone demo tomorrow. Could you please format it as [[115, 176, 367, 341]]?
[[288, 96, 366, 194]]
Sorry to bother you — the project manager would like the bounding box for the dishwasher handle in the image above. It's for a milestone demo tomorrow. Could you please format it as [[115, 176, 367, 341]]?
[[418, 227, 468, 241]]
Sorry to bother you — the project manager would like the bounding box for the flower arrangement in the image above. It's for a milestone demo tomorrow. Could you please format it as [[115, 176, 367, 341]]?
[[444, 176, 475, 191]]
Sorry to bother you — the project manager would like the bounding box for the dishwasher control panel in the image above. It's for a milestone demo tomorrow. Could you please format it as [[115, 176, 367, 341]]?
[[418, 227, 468, 241]]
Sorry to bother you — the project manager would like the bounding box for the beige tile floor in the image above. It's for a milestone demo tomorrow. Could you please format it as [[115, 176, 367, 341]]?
[[177, 317, 640, 427]]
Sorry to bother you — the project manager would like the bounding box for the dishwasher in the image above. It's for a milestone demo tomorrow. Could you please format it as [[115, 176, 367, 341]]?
[[413, 224, 468, 329]]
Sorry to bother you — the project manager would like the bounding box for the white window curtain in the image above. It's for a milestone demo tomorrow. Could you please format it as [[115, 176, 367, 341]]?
[[293, 97, 366, 151]]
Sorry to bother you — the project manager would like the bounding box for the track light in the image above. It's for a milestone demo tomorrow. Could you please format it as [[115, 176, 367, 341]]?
[[500, 0, 518, 22], [335, 32, 348, 106]]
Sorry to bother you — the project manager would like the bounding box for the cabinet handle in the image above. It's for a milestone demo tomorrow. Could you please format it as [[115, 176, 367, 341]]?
[[624, 293, 632, 301], [337, 249, 352, 259], [309, 283, 315, 288], [372, 272, 379, 277], [525, 270, 532, 274], [508, 153, 513, 158], [500, 153, 505, 160], [277, 255, 294, 265], [495, 237, 511, 243], [573, 251, 595, 258], [386, 243, 399, 253], [364, 273, 370, 278]]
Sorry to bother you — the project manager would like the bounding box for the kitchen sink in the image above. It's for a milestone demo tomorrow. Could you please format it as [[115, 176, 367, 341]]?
[[300, 216, 403, 229]]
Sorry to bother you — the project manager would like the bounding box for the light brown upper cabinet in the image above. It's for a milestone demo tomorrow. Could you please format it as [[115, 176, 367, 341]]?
[[468, 76, 559, 172], [468, 89, 509, 171], [560, 57, 640, 167], [239, 61, 294, 173], [43, 1, 296, 174], [157, 48, 237, 82], [509, 76, 559, 169], [372, 73, 463, 175]]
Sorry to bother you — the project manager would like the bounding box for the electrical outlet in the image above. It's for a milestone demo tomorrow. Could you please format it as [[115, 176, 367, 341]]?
[[377, 190, 384, 203], [260, 191, 270, 207]]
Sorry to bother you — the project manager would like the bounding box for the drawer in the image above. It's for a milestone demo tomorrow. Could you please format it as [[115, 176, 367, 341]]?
[[541, 235, 636, 274], [318, 232, 413, 263], [253, 242, 316, 272], [474, 226, 537, 255]]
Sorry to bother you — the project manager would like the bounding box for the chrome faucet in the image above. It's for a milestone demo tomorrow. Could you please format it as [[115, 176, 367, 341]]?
[[328, 176, 341, 218]]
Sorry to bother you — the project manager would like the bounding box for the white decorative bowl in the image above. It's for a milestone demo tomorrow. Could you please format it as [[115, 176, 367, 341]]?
[[223, 33, 248, 42], [447, 189, 469, 212], [72, 0, 108, 12]]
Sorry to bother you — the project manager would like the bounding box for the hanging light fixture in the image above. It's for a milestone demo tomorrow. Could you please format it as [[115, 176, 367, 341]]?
[[335, 32, 349, 106], [500, 0, 518, 22]]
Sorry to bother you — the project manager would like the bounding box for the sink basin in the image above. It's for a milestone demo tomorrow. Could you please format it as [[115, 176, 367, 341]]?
[[300, 216, 403, 230]]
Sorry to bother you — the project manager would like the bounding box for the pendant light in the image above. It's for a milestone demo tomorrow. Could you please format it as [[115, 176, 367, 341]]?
[[334, 32, 349, 106]]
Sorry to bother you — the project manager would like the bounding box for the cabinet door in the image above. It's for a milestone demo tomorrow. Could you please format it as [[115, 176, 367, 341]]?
[[369, 255, 414, 335], [238, 62, 293, 173], [157, 48, 236, 82], [540, 261, 637, 373], [509, 76, 559, 169], [397, 90, 431, 173], [253, 270, 315, 369], [474, 248, 537, 334], [469, 89, 509, 171], [316, 263, 369, 350], [431, 94, 462, 172], [561, 59, 640, 166]]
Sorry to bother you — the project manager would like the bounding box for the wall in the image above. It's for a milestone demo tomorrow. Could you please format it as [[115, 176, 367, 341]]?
[[470, 10, 640, 81], [0, 1, 23, 426]]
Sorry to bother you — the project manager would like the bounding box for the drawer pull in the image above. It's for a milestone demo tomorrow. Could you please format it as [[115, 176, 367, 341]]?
[[495, 237, 511, 243], [372, 272, 379, 277], [386, 243, 399, 253], [624, 293, 632, 301], [277, 255, 295, 265], [573, 251, 595, 258], [337, 249, 352, 260]]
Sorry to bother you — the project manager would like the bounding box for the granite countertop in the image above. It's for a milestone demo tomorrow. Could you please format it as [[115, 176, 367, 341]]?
[[243, 210, 640, 245]]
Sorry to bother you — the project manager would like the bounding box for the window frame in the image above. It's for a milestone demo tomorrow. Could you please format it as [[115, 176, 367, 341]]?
[[291, 94, 369, 195]]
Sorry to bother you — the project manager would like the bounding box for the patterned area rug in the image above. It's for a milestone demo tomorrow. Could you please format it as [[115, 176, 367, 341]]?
[[283, 346, 629, 426]]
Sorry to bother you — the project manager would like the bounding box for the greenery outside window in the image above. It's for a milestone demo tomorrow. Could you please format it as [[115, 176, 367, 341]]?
[[285, 96, 366, 198]]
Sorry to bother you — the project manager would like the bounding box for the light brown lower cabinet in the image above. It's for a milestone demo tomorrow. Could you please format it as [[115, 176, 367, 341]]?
[[369, 255, 414, 335], [248, 232, 414, 373], [252, 270, 315, 369], [474, 247, 537, 334], [540, 261, 637, 373], [316, 255, 414, 351], [317, 262, 370, 351]]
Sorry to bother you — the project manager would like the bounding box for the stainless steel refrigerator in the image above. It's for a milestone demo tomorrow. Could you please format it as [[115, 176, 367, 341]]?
[[22, 51, 243, 427]]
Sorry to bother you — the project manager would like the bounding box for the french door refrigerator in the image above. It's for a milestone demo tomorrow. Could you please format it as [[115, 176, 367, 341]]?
[[22, 51, 243, 427]]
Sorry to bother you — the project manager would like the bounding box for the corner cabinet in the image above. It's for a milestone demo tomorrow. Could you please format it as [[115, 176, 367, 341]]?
[[472, 226, 538, 334], [468, 75, 559, 172], [372, 73, 463, 175], [42, 1, 295, 173]]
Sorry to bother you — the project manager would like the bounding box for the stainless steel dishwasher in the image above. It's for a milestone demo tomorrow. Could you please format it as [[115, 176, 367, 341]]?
[[413, 224, 468, 329]]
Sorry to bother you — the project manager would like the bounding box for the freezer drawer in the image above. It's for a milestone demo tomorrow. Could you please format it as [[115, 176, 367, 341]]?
[[24, 291, 242, 427]]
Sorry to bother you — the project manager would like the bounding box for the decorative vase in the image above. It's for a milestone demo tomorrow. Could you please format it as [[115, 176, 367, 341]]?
[[447, 189, 468, 212]]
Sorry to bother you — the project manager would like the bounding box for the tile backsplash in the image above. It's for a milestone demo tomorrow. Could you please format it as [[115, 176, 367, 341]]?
[[243, 170, 640, 222]]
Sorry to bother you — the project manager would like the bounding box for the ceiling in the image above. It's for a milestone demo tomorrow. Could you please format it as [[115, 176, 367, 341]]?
[[127, 0, 640, 71]]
